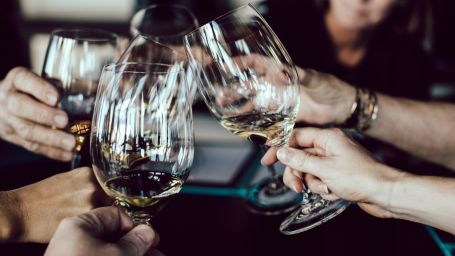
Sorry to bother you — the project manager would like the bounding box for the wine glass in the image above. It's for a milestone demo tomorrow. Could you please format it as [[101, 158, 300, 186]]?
[[130, 4, 198, 47], [122, 4, 200, 103], [117, 35, 200, 105], [42, 28, 118, 168], [184, 4, 350, 232], [90, 62, 194, 225]]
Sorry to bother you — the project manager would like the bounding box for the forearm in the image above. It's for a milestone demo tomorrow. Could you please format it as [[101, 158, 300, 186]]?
[[384, 171, 455, 234], [0, 191, 23, 242], [367, 94, 455, 170]]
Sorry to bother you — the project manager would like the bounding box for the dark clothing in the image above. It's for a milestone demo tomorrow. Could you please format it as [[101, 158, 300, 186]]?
[[264, 0, 432, 100], [262, 1, 455, 177]]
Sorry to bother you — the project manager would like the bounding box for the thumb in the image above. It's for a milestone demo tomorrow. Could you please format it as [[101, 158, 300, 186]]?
[[116, 224, 159, 256], [277, 147, 324, 178]]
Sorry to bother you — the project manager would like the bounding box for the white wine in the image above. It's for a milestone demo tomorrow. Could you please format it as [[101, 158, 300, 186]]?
[[104, 171, 183, 208], [99, 157, 185, 215], [220, 113, 295, 147]]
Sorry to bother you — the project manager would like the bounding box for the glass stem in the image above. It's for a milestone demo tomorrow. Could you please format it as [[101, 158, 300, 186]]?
[[258, 144, 288, 195]]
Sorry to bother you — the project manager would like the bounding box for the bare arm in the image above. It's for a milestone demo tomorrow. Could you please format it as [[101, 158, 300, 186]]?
[[367, 94, 455, 169], [0, 168, 107, 243], [389, 173, 455, 233], [263, 128, 455, 234], [296, 68, 455, 169]]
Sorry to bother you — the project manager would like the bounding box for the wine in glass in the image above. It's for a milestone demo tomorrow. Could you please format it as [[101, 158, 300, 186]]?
[[184, 5, 301, 215], [42, 28, 118, 168], [90, 63, 194, 224], [184, 4, 350, 232]]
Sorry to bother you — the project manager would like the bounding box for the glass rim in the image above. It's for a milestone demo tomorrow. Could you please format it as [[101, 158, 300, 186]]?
[[51, 28, 118, 43], [185, 3, 258, 39], [116, 34, 182, 64], [131, 4, 199, 39], [128, 34, 181, 53], [103, 62, 185, 74]]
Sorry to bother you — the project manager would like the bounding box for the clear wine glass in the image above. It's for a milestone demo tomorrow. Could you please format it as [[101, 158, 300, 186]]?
[[130, 4, 198, 47], [42, 28, 118, 168], [90, 62, 194, 225], [122, 5, 200, 103], [184, 4, 350, 232], [117, 35, 196, 103]]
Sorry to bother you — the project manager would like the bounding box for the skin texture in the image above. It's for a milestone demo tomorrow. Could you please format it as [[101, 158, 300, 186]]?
[[0, 167, 110, 243], [296, 68, 455, 170], [262, 128, 455, 234], [45, 207, 163, 256], [0, 67, 75, 161]]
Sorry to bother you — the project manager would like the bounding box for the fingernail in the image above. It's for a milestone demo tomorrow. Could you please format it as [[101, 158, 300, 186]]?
[[54, 115, 67, 127], [135, 225, 155, 244], [47, 93, 58, 106], [277, 148, 289, 161], [260, 157, 266, 165], [63, 136, 75, 149], [318, 184, 329, 194], [292, 183, 299, 193]]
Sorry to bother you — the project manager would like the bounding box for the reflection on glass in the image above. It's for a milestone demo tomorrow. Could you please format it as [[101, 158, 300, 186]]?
[[185, 4, 350, 234], [90, 63, 194, 225], [42, 28, 118, 168]]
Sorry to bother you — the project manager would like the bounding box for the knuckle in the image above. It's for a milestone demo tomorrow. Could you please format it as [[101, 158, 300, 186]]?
[[15, 122, 35, 140], [6, 95, 20, 113], [35, 108, 53, 123], [10, 67, 30, 86], [9, 67, 27, 79], [0, 123, 14, 137], [25, 141, 41, 153]]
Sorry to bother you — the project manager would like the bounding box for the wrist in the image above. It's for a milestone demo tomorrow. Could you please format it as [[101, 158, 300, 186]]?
[[339, 87, 379, 131], [376, 167, 411, 218], [0, 191, 24, 242]]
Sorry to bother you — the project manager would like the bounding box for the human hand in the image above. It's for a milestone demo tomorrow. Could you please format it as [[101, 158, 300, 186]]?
[[0, 67, 75, 161], [200, 53, 298, 118], [295, 68, 357, 125], [45, 207, 162, 256], [262, 128, 405, 218], [6, 167, 109, 243]]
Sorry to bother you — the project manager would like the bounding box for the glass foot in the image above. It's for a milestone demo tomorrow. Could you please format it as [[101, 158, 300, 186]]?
[[245, 175, 302, 216], [280, 198, 350, 235]]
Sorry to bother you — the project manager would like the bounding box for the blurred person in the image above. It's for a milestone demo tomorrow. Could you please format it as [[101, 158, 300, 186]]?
[[264, 0, 433, 99], [45, 207, 162, 256], [262, 0, 446, 175], [0, 167, 108, 243]]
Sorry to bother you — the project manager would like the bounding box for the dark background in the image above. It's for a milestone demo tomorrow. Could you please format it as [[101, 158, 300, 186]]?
[[0, 0, 454, 255]]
